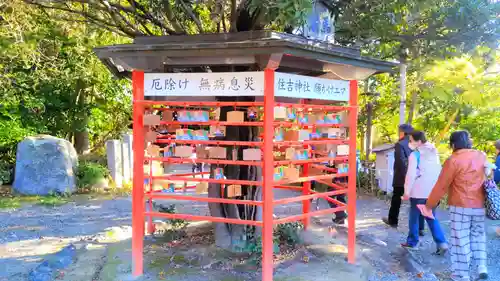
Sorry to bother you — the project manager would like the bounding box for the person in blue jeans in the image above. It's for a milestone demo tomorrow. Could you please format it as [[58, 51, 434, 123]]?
[[401, 131, 448, 254]]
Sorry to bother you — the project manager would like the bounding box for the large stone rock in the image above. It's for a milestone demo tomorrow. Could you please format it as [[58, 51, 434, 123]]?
[[13, 135, 78, 195]]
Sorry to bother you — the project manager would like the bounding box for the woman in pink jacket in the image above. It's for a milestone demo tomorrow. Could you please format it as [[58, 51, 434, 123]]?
[[401, 131, 448, 254]]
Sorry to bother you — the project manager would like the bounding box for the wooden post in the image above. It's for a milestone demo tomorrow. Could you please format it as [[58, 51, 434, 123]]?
[[132, 70, 145, 276]]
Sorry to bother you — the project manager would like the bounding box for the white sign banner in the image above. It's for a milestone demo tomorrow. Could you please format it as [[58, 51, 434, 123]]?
[[143, 71, 350, 101], [274, 72, 350, 101], [144, 72, 265, 97]]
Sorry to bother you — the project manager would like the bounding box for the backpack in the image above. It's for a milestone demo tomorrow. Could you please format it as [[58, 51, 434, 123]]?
[[414, 151, 421, 168], [484, 179, 500, 220], [413, 151, 421, 178]]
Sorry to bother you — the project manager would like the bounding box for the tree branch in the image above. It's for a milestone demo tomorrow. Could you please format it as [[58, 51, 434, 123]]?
[[230, 0, 237, 32], [131, 0, 179, 35], [24, 0, 143, 37], [178, 0, 204, 33], [102, 2, 144, 36], [161, 0, 186, 34], [23, 0, 178, 37]]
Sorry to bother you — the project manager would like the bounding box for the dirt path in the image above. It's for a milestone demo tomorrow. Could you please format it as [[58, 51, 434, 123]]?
[[1, 192, 500, 281]]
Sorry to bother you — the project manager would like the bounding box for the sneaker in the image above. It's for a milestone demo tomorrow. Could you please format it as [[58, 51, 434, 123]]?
[[478, 265, 488, 280], [419, 230, 425, 237], [450, 275, 470, 281], [382, 217, 398, 228], [435, 244, 448, 255], [479, 272, 489, 280], [401, 243, 417, 249]]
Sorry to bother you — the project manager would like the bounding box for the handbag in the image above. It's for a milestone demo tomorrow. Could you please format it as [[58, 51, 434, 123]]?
[[484, 178, 500, 220]]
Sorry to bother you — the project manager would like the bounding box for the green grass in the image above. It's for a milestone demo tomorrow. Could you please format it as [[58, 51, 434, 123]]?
[[37, 195, 69, 207], [0, 193, 70, 209], [0, 197, 21, 209]]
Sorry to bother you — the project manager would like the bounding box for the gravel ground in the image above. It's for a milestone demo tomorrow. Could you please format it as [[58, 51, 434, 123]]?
[[1, 189, 499, 281]]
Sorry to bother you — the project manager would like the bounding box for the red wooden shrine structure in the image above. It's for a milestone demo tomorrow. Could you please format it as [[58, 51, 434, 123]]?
[[132, 69, 358, 281], [94, 31, 396, 281]]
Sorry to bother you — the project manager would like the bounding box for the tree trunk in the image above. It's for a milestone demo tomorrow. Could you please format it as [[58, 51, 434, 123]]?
[[399, 59, 407, 125], [73, 79, 90, 155], [205, 12, 266, 251], [208, 96, 261, 250], [365, 102, 374, 159], [407, 90, 418, 124]]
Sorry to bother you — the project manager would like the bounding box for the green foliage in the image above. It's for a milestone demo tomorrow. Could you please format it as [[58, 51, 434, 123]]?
[[0, 1, 131, 165], [0, 197, 21, 209], [157, 204, 189, 229], [362, 47, 500, 160], [37, 193, 70, 207], [356, 166, 376, 192], [0, 162, 13, 186], [275, 222, 304, 246], [77, 160, 110, 190], [337, 0, 500, 61]]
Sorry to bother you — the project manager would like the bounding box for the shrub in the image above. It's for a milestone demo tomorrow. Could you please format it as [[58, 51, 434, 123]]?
[[275, 222, 304, 247], [0, 162, 13, 186], [76, 160, 109, 190]]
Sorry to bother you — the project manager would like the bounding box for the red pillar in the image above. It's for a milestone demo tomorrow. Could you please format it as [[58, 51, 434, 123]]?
[[347, 80, 358, 264], [262, 69, 275, 281], [132, 70, 145, 276], [301, 99, 310, 228]]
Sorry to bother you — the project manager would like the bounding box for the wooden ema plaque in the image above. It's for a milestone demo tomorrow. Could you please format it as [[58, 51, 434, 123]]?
[[298, 129, 311, 141], [145, 130, 157, 143], [227, 185, 242, 197], [146, 144, 160, 156], [196, 145, 209, 159], [285, 147, 295, 160], [175, 146, 192, 158], [243, 148, 261, 161], [227, 111, 244, 122], [209, 147, 227, 159], [210, 125, 226, 137], [143, 114, 161, 126], [195, 182, 209, 194], [337, 145, 349, 156], [284, 130, 299, 141], [283, 166, 299, 180], [162, 110, 173, 121], [274, 106, 287, 120]]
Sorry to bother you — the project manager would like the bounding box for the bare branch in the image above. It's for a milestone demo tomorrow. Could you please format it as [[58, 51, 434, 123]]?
[[24, 0, 143, 37], [23, 0, 178, 37], [230, 0, 237, 31], [178, 0, 204, 33], [100, 1, 143, 35], [161, 0, 186, 34], [131, 0, 180, 35]]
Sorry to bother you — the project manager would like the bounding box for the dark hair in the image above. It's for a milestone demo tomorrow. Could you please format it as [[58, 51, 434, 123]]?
[[449, 131, 472, 151], [495, 140, 500, 151], [410, 131, 427, 143], [398, 124, 414, 136]]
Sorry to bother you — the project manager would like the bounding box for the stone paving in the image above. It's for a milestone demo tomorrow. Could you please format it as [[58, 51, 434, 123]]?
[[1, 189, 500, 281]]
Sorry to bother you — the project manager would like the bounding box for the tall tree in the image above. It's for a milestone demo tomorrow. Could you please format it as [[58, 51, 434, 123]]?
[[0, 1, 131, 159], [335, 0, 500, 124]]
